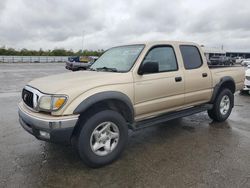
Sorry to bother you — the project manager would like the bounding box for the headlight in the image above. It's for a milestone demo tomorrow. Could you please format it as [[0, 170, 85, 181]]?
[[38, 95, 67, 111]]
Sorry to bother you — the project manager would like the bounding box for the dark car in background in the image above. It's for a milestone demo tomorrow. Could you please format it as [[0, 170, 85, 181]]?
[[209, 56, 234, 66], [68, 56, 81, 62], [66, 56, 98, 71]]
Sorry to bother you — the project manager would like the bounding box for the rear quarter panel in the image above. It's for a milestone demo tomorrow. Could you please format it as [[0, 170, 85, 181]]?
[[210, 67, 245, 91]]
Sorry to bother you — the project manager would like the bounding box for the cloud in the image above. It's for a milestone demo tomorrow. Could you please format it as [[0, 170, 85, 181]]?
[[0, 0, 250, 51]]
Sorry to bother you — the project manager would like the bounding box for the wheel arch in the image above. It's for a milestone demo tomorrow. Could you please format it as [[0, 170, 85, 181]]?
[[73, 91, 134, 124], [210, 76, 236, 104]]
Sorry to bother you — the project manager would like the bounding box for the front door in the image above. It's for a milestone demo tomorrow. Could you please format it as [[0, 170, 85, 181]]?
[[134, 45, 185, 120]]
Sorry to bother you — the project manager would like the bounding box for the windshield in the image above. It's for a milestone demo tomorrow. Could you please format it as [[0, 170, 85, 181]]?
[[90, 45, 144, 72]]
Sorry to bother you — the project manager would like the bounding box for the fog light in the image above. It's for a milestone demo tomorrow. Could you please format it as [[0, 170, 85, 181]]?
[[39, 131, 50, 139]]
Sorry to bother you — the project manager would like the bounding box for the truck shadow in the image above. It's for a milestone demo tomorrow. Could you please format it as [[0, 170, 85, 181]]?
[[209, 120, 231, 129], [40, 118, 191, 168], [23, 112, 242, 188], [42, 113, 233, 167]]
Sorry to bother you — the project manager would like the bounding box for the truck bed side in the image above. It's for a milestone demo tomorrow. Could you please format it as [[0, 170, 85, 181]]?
[[210, 66, 245, 91]]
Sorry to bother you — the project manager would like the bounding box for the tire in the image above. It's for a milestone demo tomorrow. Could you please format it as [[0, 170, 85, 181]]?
[[76, 110, 128, 168], [208, 89, 233, 122]]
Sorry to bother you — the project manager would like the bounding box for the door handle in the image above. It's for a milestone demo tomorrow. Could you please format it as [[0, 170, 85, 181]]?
[[202, 73, 208, 77], [175, 77, 182, 82]]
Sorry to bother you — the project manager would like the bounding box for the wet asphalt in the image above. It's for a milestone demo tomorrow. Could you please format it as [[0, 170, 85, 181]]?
[[0, 63, 250, 188]]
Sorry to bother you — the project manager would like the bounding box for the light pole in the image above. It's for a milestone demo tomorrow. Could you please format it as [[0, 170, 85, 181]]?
[[82, 30, 85, 55]]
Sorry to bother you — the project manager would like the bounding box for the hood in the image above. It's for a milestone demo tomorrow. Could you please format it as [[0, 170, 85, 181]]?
[[28, 71, 133, 94]]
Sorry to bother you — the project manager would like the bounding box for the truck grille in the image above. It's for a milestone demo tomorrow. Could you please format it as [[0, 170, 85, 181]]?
[[22, 89, 34, 108]]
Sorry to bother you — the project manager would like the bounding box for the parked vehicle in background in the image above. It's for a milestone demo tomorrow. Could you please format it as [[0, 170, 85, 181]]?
[[241, 65, 250, 94], [234, 56, 244, 64], [241, 59, 250, 67], [209, 55, 234, 66], [66, 56, 98, 71], [68, 56, 80, 62], [18, 41, 245, 167], [228, 57, 236, 64]]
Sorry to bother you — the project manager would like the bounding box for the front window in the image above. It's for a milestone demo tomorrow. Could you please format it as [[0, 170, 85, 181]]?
[[141, 46, 178, 73], [90, 45, 144, 72]]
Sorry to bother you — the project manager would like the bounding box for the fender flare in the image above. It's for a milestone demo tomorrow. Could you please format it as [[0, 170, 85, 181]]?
[[210, 76, 235, 104], [73, 91, 134, 122]]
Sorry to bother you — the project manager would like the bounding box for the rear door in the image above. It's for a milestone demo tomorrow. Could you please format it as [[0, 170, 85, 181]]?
[[179, 45, 212, 106]]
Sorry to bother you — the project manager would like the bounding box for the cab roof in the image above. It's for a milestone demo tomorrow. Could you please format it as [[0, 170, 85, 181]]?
[[124, 40, 200, 47]]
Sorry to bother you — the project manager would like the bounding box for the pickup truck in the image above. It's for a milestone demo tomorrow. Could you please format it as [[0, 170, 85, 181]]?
[[209, 55, 234, 66], [66, 56, 98, 71], [18, 41, 245, 167]]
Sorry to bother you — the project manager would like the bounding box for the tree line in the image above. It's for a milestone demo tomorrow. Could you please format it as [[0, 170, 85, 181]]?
[[0, 47, 104, 56]]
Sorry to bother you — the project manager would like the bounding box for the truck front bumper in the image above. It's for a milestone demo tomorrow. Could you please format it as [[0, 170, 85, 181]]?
[[18, 102, 79, 144]]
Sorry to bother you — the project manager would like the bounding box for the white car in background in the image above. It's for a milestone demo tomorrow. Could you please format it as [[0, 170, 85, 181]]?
[[241, 65, 250, 94], [235, 57, 244, 64], [241, 59, 250, 67]]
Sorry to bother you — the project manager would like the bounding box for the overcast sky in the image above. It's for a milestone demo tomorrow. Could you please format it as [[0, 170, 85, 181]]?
[[0, 0, 250, 51]]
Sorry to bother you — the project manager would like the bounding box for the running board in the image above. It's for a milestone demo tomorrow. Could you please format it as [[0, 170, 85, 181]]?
[[130, 104, 213, 131]]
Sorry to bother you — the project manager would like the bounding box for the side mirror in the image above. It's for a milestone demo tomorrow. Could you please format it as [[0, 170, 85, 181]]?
[[138, 61, 159, 75]]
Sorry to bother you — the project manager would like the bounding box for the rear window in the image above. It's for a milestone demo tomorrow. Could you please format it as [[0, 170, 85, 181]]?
[[180, 45, 203, 69]]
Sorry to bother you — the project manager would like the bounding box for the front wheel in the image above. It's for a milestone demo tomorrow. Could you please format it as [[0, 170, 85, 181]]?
[[208, 89, 233, 122], [76, 110, 128, 168]]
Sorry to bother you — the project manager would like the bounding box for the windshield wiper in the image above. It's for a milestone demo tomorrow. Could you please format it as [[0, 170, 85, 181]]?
[[96, 67, 118, 72]]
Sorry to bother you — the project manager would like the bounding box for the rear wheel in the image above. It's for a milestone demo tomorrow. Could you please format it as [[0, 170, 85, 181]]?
[[76, 110, 128, 168], [208, 89, 233, 122]]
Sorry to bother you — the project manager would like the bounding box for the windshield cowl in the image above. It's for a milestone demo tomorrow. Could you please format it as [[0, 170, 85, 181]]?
[[96, 67, 118, 72]]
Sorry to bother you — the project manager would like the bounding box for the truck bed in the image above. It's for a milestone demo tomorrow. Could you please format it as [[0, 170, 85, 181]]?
[[209, 65, 245, 91]]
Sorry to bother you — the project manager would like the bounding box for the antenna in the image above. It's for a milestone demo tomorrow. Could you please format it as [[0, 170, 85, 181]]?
[[82, 30, 85, 54]]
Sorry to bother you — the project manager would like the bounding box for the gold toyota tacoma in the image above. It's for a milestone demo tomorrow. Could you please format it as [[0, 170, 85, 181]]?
[[18, 41, 245, 167]]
